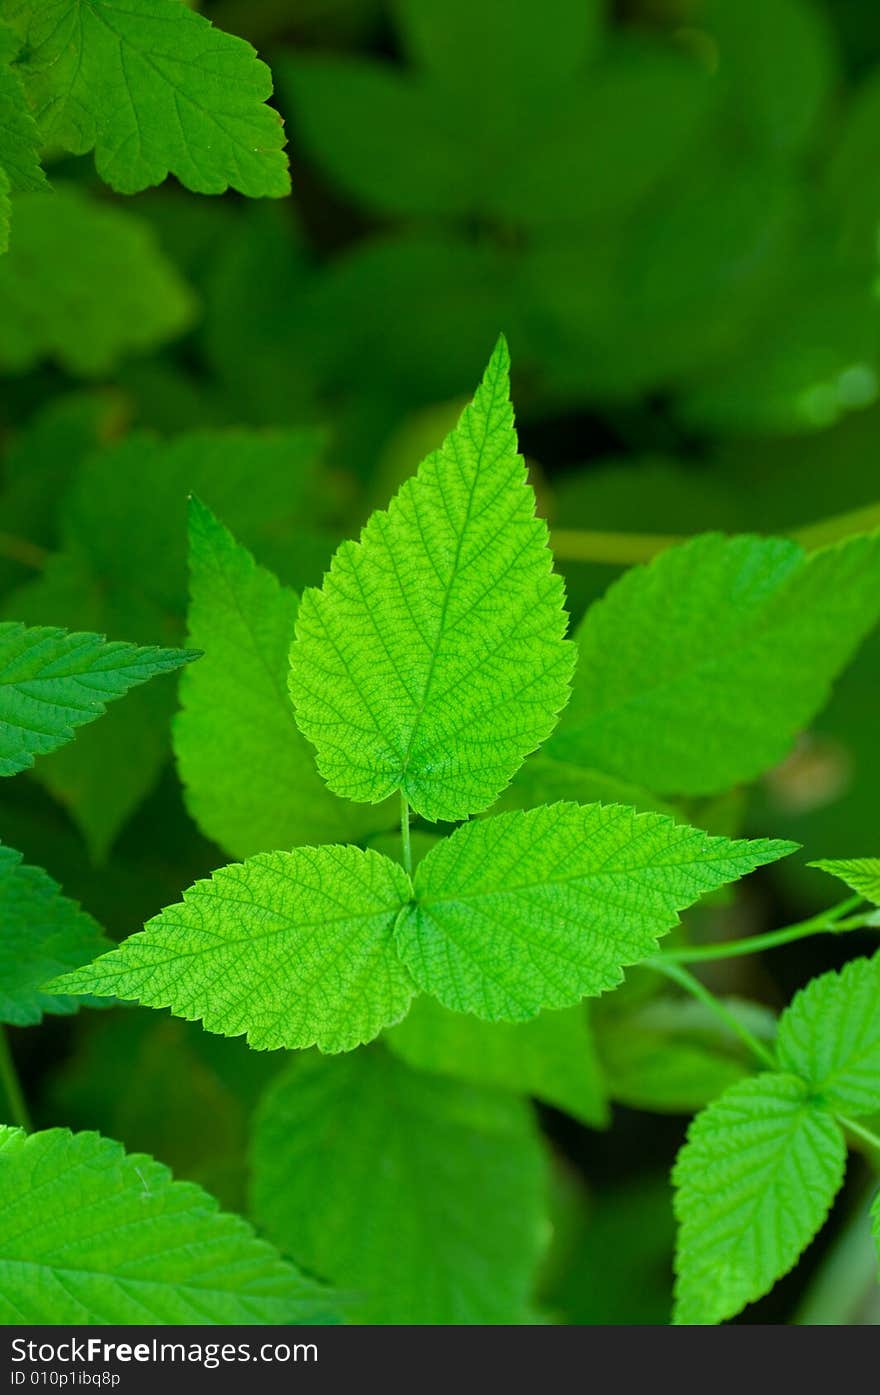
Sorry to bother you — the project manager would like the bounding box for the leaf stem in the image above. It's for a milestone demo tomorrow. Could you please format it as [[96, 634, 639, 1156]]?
[[549, 500, 880, 568], [0, 530, 48, 570], [837, 1115, 880, 1156], [646, 957, 777, 1070], [0, 1027, 31, 1131], [657, 896, 866, 965], [400, 792, 412, 877]]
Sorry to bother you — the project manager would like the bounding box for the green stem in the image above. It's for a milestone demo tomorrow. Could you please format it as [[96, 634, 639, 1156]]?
[[0, 530, 47, 570], [658, 896, 866, 965], [549, 500, 880, 568], [646, 958, 777, 1070], [400, 792, 412, 877], [837, 1115, 880, 1155], [0, 1027, 31, 1131]]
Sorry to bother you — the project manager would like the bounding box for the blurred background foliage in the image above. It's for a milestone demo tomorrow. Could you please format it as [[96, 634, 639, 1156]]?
[[3, 0, 880, 1324]]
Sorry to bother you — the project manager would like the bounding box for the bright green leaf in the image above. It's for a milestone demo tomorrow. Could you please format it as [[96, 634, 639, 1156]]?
[[673, 1073, 846, 1325], [49, 847, 414, 1053], [0, 1126, 335, 1323], [290, 339, 575, 822], [547, 530, 880, 796], [394, 802, 794, 1020], [250, 1047, 548, 1324], [809, 857, 880, 905], [0, 186, 194, 374], [0, 620, 196, 778], [0, 843, 109, 1026], [175, 499, 394, 861], [386, 996, 608, 1127], [776, 953, 880, 1116], [4, 0, 289, 197]]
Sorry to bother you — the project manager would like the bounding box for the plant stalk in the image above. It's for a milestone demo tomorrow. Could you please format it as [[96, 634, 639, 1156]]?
[[400, 792, 412, 877], [657, 896, 867, 965], [646, 957, 777, 1070], [0, 1026, 31, 1131], [549, 500, 880, 568]]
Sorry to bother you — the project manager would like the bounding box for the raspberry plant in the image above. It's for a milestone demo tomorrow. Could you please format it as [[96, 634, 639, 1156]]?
[[2, 0, 880, 1333], [1, 342, 869, 1325]]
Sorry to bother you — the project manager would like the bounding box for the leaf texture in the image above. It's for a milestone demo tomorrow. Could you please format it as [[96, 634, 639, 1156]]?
[[50, 847, 414, 1053], [673, 1074, 846, 1325], [5, 0, 289, 196], [175, 499, 395, 860], [0, 620, 196, 776], [547, 530, 880, 795], [289, 338, 575, 822], [250, 1048, 548, 1324], [386, 996, 608, 1126], [0, 21, 45, 195], [395, 802, 794, 1019], [776, 953, 880, 1115], [0, 844, 109, 1026], [0, 1127, 336, 1323]]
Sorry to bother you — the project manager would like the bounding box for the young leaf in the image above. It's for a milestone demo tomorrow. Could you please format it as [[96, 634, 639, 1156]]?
[[0, 1126, 336, 1323], [386, 996, 608, 1127], [0, 186, 194, 374], [175, 499, 395, 861], [395, 803, 794, 1020], [0, 621, 196, 777], [546, 530, 880, 796], [49, 847, 414, 1053], [290, 338, 575, 822], [0, 844, 109, 1026], [809, 857, 880, 905], [0, 22, 45, 195], [673, 1074, 846, 1325], [5, 0, 290, 197], [250, 1047, 548, 1324], [776, 953, 880, 1116]]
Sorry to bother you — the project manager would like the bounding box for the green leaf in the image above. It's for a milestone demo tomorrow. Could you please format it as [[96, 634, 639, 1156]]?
[[0, 1126, 336, 1323], [873, 1191, 880, 1267], [0, 185, 194, 375], [290, 338, 575, 822], [50, 846, 414, 1053], [596, 995, 777, 1115], [703, 0, 835, 158], [809, 857, 880, 905], [776, 953, 880, 1116], [0, 21, 45, 194], [394, 802, 794, 1020], [0, 620, 196, 778], [0, 843, 109, 1026], [386, 996, 608, 1127], [547, 530, 880, 796], [5, 0, 289, 197], [673, 1073, 846, 1325], [175, 499, 395, 860], [250, 1047, 548, 1324], [7, 428, 326, 858], [0, 165, 8, 253]]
